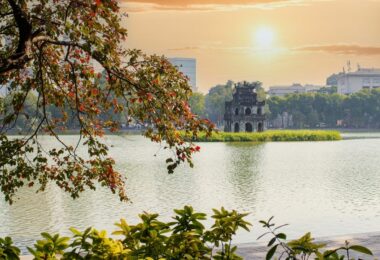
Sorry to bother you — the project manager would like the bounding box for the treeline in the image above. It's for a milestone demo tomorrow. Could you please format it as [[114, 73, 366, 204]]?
[[189, 82, 380, 129], [1, 92, 128, 133], [268, 89, 380, 129]]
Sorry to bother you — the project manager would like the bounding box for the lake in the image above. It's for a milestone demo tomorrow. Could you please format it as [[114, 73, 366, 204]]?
[[1, 133, 380, 251]]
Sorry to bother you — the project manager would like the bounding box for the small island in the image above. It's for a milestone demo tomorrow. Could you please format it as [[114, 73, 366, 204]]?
[[186, 81, 341, 142], [182, 130, 342, 142]]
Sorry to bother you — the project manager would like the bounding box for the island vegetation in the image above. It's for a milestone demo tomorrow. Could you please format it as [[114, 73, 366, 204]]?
[[182, 130, 342, 142]]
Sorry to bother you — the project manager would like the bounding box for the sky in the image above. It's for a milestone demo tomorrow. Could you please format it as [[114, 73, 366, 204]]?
[[120, 0, 380, 92]]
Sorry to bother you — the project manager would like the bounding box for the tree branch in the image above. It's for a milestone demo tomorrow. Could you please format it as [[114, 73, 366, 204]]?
[[0, 0, 33, 73]]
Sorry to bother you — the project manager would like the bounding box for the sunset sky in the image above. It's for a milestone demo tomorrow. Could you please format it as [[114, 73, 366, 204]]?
[[121, 0, 380, 92]]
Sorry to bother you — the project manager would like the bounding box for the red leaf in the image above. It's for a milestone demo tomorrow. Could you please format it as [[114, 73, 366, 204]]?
[[68, 91, 75, 98], [91, 88, 99, 96], [146, 93, 153, 101], [79, 104, 85, 112]]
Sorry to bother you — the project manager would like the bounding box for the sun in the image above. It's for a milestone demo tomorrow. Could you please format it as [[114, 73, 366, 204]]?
[[254, 26, 275, 50]]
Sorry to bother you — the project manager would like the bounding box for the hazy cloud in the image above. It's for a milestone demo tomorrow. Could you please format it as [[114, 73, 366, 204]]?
[[168, 45, 254, 52], [120, 0, 327, 12], [167, 44, 380, 56], [294, 44, 380, 55]]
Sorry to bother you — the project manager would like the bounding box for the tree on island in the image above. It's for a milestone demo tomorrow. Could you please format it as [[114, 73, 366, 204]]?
[[0, 0, 213, 204]]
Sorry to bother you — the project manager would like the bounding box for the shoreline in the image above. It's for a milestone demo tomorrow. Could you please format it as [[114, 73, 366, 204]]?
[[181, 130, 342, 142]]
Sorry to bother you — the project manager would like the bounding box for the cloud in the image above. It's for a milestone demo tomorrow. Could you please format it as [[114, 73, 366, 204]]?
[[167, 45, 288, 55], [168, 45, 254, 52], [167, 44, 380, 56], [293, 44, 380, 55], [120, 0, 327, 12]]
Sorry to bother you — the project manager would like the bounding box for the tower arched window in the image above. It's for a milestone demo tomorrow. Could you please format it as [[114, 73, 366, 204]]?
[[245, 123, 253, 132], [234, 108, 239, 115], [245, 107, 251, 115], [234, 123, 240, 132]]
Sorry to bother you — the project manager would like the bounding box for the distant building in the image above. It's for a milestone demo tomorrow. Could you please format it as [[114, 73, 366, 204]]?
[[268, 83, 325, 97], [168, 58, 197, 91], [336, 68, 380, 94], [304, 84, 326, 93], [224, 81, 266, 133], [326, 73, 340, 86]]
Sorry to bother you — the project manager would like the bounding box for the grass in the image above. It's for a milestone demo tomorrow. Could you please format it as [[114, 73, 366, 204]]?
[[181, 130, 342, 142]]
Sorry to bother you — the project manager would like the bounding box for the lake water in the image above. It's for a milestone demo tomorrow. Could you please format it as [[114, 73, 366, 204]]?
[[1, 133, 380, 251]]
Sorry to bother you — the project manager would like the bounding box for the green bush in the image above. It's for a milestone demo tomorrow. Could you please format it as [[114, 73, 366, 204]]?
[[258, 217, 373, 260], [0, 208, 373, 260], [181, 130, 342, 142], [11, 206, 250, 260], [0, 237, 20, 260]]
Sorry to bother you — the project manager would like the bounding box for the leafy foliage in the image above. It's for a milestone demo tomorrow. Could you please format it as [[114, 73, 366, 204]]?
[[0, 236, 20, 260], [205, 81, 234, 125], [0, 0, 213, 203], [258, 217, 373, 260], [27, 233, 70, 260], [189, 92, 206, 117], [1, 206, 251, 260], [0, 210, 376, 259], [268, 89, 380, 129]]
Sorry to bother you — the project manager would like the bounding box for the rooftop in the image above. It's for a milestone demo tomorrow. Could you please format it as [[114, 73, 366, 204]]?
[[344, 68, 380, 76]]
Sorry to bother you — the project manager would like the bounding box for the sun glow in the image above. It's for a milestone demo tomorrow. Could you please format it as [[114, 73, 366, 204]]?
[[254, 26, 275, 50]]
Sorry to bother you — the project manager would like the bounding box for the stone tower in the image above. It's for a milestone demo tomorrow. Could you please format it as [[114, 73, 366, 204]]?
[[224, 81, 266, 133]]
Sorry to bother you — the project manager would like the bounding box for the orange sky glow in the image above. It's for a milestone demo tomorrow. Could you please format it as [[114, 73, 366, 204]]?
[[120, 0, 380, 92]]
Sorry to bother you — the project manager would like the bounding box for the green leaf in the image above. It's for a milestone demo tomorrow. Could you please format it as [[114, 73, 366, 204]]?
[[69, 227, 82, 236], [166, 158, 174, 163], [349, 245, 373, 255], [267, 237, 276, 247], [266, 244, 278, 260]]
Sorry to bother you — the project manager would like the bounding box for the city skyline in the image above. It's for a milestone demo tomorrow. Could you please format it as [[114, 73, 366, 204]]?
[[122, 0, 380, 92]]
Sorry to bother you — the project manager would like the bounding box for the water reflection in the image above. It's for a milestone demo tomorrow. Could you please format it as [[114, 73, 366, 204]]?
[[225, 143, 264, 212], [1, 135, 380, 250]]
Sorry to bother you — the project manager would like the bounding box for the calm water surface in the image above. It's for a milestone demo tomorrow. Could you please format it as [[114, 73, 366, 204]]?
[[1, 133, 380, 250]]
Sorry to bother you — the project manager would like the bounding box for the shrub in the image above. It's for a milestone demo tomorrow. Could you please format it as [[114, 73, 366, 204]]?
[[181, 130, 342, 142], [258, 217, 373, 260], [15, 206, 250, 260], [0, 208, 373, 260], [0, 237, 20, 260]]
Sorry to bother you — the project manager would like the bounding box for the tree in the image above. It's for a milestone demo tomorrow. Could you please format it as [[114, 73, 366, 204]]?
[[0, 0, 213, 204], [205, 81, 234, 125], [188, 92, 205, 117]]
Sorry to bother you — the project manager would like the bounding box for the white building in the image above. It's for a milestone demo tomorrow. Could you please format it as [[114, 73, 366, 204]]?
[[168, 58, 197, 91], [268, 83, 324, 97], [336, 68, 380, 94]]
